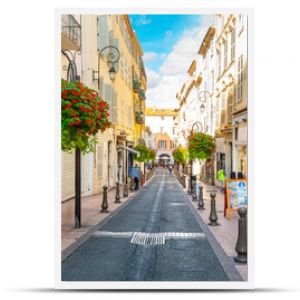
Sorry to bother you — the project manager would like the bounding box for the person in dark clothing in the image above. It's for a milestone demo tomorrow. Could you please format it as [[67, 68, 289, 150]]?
[[134, 164, 140, 190]]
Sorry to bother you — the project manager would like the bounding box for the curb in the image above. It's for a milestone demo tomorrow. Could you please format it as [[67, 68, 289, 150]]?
[[61, 170, 156, 262], [174, 178, 244, 281]]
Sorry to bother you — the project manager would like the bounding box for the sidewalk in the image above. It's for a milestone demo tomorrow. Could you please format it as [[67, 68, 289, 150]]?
[[61, 169, 155, 256], [181, 177, 248, 281]]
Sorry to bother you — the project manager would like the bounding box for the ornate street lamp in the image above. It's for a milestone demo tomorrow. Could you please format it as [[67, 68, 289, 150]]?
[[93, 45, 120, 86]]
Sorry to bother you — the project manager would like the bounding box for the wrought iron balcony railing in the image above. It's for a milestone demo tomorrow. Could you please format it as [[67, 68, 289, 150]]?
[[138, 88, 146, 100], [133, 80, 140, 93], [61, 14, 81, 50], [135, 111, 144, 124]]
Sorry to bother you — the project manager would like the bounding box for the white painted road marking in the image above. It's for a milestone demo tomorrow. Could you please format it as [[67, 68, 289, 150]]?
[[92, 231, 205, 245]]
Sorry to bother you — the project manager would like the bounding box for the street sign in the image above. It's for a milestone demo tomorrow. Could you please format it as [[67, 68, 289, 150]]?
[[225, 179, 248, 220]]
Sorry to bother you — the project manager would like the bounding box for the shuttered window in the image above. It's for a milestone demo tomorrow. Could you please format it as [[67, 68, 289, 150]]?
[[97, 16, 109, 52], [231, 27, 236, 62], [227, 90, 233, 124], [237, 55, 243, 101], [97, 145, 103, 179]]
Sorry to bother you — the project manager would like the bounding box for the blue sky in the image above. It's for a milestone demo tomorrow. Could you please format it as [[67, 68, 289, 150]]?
[[129, 14, 215, 108], [129, 15, 202, 72]]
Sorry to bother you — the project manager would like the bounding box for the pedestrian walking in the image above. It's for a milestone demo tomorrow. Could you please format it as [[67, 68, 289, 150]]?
[[168, 165, 172, 175], [133, 164, 140, 190]]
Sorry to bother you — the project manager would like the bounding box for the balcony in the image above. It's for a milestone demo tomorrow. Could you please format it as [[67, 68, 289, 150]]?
[[135, 111, 144, 124], [61, 15, 81, 51], [133, 80, 140, 93], [138, 88, 146, 100]]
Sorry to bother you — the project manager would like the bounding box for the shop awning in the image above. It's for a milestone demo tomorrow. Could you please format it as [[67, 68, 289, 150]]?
[[117, 145, 140, 155]]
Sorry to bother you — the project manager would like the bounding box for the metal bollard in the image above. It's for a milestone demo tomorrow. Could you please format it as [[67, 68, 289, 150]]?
[[100, 185, 109, 213], [115, 182, 121, 203], [187, 177, 193, 194], [208, 192, 219, 226], [123, 182, 128, 197], [192, 181, 197, 201], [198, 185, 205, 210], [234, 206, 247, 263], [130, 177, 135, 191]]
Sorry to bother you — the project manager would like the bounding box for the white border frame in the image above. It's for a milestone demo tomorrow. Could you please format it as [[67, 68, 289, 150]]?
[[55, 7, 254, 290]]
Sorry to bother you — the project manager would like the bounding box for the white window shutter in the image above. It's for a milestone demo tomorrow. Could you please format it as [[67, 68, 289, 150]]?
[[97, 16, 109, 52]]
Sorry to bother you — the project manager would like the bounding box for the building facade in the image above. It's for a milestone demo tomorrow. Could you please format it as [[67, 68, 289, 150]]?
[[174, 14, 248, 186], [61, 14, 147, 201]]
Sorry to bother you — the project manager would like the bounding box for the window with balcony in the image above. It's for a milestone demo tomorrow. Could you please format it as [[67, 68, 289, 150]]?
[[231, 26, 236, 63], [223, 37, 228, 70], [237, 55, 244, 102]]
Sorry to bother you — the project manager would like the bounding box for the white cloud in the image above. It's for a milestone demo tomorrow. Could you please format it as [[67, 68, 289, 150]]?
[[145, 16, 216, 108], [143, 52, 158, 63], [135, 15, 151, 26], [146, 68, 160, 89]]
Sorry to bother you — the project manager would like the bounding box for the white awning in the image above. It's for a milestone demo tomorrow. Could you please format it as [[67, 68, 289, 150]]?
[[117, 145, 140, 155]]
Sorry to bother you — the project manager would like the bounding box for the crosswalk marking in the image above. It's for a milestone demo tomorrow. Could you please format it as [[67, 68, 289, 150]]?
[[92, 231, 205, 245]]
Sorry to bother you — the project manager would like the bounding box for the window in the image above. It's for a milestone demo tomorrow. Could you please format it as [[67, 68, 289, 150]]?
[[231, 27, 236, 62], [217, 49, 221, 78], [97, 145, 103, 179], [227, 90, 233, 124], [158, 140, 166, 149], [237, 55, 244, 101], [223, 37, 228, 70], [239, 14, 244, 34]]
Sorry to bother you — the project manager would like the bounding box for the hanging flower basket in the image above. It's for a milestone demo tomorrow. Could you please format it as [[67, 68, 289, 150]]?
[[188, 132, 216, 161], [61, 79, 111, 153]]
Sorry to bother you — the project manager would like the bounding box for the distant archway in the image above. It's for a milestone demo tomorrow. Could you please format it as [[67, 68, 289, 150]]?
[[158, 153, 171, 166]]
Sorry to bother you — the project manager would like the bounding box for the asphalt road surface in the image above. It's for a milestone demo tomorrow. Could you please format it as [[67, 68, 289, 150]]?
[[62, 168, 240, 281]]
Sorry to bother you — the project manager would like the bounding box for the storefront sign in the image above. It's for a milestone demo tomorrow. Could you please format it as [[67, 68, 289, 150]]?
[[225, 179, 248, 220]]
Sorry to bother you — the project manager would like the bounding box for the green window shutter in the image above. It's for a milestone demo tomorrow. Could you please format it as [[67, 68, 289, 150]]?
[[97, 15, 109, 52]]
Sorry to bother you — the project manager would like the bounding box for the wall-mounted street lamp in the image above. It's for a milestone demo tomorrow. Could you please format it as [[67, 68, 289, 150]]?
[[93, 45, 120, 86], [198, 90, 213, 114]]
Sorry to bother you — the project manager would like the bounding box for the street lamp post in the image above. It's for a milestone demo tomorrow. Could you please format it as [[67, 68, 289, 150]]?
[[93, 45, 120, 87], [188, 121, 203, 195], [62, 50, 82, 228], [91, 44, 120, 213]]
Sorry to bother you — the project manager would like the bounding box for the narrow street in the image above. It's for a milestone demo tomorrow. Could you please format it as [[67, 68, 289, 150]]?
[[62, 168, 242, 281]]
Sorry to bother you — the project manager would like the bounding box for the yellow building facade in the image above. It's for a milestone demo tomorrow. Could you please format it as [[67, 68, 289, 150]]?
[[61, 14, 147, 201]]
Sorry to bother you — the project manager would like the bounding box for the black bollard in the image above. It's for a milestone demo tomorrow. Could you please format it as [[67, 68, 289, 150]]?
[[187, 176, 193, 194], [123, 182, 128, 197], [115, 182, 121, 203], [192, 181, 197, 201], [182, 175, 186, 188], [100, 185, 109, 213], [234, 206, 247, 263], [208, 192, 219, 226], [198, 185, 205, 210], [130, 177, 135, 191]]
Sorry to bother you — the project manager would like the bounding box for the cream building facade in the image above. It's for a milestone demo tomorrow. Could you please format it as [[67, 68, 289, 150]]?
[[61, 14, 147, 201], [174, 14, 248, 185]]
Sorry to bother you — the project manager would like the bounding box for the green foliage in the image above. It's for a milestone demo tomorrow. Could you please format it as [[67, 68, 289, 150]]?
[[148, 149, 156, 162], [188, 132, 216, 161], [61, 79, 111, 153], [134, 144, 150, 162], [172, 148, 188, 164]]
